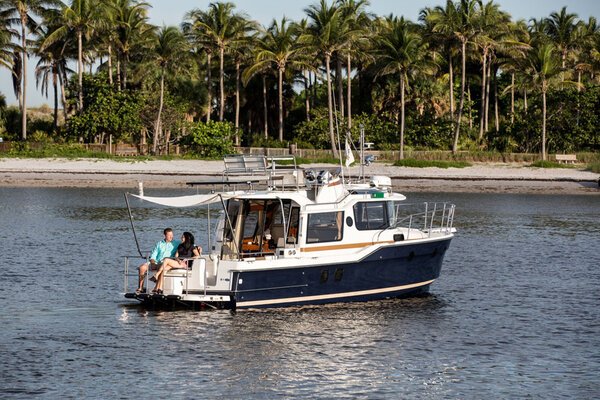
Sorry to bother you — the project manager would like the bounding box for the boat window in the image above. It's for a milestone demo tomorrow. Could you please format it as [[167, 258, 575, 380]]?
[[306, 211, 344, 243], [353, 201, 389, 230]]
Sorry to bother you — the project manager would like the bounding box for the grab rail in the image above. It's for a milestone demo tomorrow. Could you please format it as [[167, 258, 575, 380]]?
[[390, 202, 455, 240]]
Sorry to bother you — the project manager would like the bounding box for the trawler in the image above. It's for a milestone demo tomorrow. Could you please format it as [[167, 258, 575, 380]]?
[[123, 154, 456, 310]]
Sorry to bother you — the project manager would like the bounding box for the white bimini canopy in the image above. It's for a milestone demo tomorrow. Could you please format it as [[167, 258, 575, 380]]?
[[130, 193, 232, 208]]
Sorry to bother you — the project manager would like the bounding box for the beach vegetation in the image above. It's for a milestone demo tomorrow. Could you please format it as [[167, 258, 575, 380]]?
[[393, 159, 471, 168], [0, 1, 597, 162]]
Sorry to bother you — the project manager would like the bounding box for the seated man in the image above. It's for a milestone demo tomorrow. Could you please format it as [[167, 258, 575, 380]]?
[[136, 227, 180, 293]]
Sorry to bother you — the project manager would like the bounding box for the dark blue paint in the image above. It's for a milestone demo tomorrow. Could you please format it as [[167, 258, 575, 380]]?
[[233, 238, 452, 308]]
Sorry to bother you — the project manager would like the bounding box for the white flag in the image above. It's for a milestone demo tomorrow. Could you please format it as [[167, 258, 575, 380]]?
[[345, 139, 355, 167]]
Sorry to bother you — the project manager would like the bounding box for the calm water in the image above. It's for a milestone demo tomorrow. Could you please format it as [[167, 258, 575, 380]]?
[[0, 187, 599, 399]]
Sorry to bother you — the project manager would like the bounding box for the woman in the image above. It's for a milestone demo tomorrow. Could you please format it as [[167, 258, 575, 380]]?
[[152, 231, 201, 294]]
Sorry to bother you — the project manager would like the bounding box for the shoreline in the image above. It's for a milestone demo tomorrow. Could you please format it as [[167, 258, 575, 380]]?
[[0, 157, 598, 194]]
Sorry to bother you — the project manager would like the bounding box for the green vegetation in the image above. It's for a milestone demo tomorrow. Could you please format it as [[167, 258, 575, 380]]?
[[393, 159, 471, 168], [0, 0, 598, 162], [529, 160, 578, 169], [587, 162, 600, 174]]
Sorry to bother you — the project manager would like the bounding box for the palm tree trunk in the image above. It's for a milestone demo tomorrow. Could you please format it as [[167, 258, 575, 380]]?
[[399, 73, 405, 160], [304, 70, 310, 122], [53, 69, 58, 130], [278, 68, 284, 142], [78, 30, 84, 111], [235, 60, 240, 145], [59, 70, 68, 121], [123, 54, 128, 89], [467, 84, 472, 129], [478, 48, 487, 141], [262, 74, 268, 139], [449, 53, 454, 119], [336, 56, 344, 118], [452, 39, 467, 153], [510, 72, 515, 124], [347, 53, 352, 129], [206, 52, 212, 122], [219, 46, 224, 121], [494, 75, 499, 133], [108, 43, 113, 86], [20, 21, 27, 140], [542, 86, 547, 161], [116, 58, 121, 90], [484, 58, 491, 133], [326, 53, 338, 157], [153, 70, 165, 154], [524, 89, 527, 114]]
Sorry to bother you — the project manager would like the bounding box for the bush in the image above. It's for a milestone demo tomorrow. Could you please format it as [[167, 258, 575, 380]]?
[[182, 121, 235, 158], [393, 159, 471, 168]]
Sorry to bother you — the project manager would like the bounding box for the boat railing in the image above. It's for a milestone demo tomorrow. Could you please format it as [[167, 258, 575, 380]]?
[[222, 154, 302, 191], [123, 255, 147, 293], [391, 202, 455, 240]]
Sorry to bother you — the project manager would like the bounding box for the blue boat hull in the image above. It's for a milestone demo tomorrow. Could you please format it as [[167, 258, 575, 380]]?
[[232, 238, 452, 309]]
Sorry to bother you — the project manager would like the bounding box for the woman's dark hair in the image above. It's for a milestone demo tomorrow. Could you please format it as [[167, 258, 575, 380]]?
[[182, 231, 195, 251]]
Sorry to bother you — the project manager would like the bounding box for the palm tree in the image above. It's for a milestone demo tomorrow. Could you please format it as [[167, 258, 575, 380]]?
[[303, 0, 357, 157], [544, 6, 578, 71], [192, 2, 247, 122], [183, 8, 215, 122], [243, 18, 306, 142], [151, 25, 188, 154], [338, 0, 371, 130], [374, 16, 432, 160], [41, 0, 97, 111], [35, 16, 70, 129], [229, 16, 256, 143], [109, 0, 152, 89], [526, 42, 560, 160], [0, 0, 60, 140], [421, 1, 460, 121], [473, 1, 511, 141]]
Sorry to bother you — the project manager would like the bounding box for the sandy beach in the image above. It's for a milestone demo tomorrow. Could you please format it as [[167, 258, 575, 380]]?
[[0, 157, 598, 194]]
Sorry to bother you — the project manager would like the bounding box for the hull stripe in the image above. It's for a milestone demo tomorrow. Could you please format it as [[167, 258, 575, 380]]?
[[236, 279, 435, 307], [300, 240, 395, 252]]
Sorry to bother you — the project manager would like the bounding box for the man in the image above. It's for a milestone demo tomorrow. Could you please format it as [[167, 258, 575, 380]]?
[[136, 227, 180, 293]]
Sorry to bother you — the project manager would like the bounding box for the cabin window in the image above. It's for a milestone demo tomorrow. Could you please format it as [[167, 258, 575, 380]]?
[[306, 211, 344, 243], [353, 201, 389, 230]]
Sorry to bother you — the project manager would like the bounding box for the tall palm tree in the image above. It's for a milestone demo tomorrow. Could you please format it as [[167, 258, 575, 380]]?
[[338, 0, 371, 130], [526, 42, 560, 160], [0, 0, 60, 140], [473, 1, 510, 141], [374, 16, 432, 160], [192, 2, 247, 122], [303, 0, 357, 157], [151, 25, 187, 154], [421, 1, 460, 121], [109, 0, 152, 89], [42, 0, 97, 111], [229, 16, 257, 143], [35, 16, 69, 129], [243, 18, 306, 142], [544, 6, 578, 71], [183, 8, 215, 122]]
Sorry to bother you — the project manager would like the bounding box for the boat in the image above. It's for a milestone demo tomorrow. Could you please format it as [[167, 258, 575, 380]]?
[[122, 154, 456, 310]]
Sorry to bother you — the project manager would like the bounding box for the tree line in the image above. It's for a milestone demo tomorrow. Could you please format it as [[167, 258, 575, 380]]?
[[0, 0, 598, 159]]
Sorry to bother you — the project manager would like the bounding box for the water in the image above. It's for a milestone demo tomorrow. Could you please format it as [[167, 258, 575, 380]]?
[[1, 187, 599, 399]]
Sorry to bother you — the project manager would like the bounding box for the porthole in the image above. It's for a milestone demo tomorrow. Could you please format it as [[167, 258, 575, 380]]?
[[320, 270, 329, 283], [334, 268, 344, 281], [346, 216, 353, 227]]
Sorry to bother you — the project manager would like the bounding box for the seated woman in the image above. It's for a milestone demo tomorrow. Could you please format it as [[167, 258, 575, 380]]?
[[152, 231, 201, 294]]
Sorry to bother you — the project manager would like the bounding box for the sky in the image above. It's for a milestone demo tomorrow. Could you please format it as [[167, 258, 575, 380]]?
[[1, 0, 598, 108]]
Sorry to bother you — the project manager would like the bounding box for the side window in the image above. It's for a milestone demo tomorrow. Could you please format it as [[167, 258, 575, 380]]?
[[306, 212, 344, 243], [353, 202, 389, 230]]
